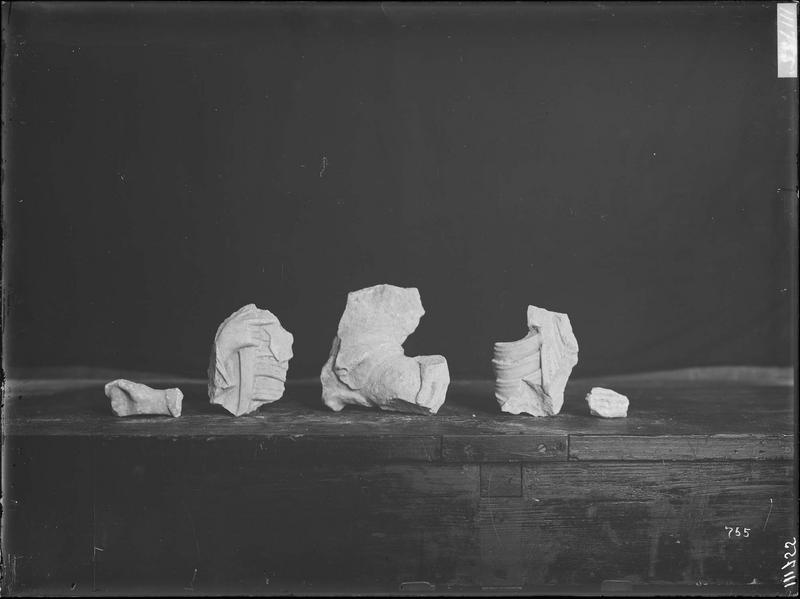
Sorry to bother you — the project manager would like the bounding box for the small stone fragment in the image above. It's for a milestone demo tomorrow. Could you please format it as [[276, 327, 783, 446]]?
[[320, 284, 450, 415], [105, 379, 183, 417], [586, 387, 629, 418], [208, 304, 294, 416], [492, 305, 579, 416]]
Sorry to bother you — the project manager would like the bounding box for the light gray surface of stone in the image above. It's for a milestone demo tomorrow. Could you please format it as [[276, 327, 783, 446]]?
[[493, 305, 579, 416], [105, 379, 183, 417], [586, 387, 629, 418], [321, 284, 450, 415], [208, 304, 294, 416]]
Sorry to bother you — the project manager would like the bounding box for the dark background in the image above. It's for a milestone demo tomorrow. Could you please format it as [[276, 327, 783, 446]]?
[[3, 2, 796, 380]]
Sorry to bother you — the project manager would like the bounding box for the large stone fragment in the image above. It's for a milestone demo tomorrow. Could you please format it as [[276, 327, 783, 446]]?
[[105, 379, 183, 417], [208, 304, 294, 416], [586, 387, 629, 418], [320, 284, 450, 414], [492, 305, 579, 416]]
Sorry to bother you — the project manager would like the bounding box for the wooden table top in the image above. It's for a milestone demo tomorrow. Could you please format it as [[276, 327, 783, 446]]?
[[3, 367, 795, 462]]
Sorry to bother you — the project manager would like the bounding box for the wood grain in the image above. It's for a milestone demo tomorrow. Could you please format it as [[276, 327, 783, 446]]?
[[570, 434, 795, 461], [478, 496, 526, 588], [4, 377, 794, 462], [480, 464, 522, 497], [443, 435, 567, 462], [3, 438, 796, 593], [522, 462, 796, 585], [7, 437, 482, 593], [2, 369, 796, 594]]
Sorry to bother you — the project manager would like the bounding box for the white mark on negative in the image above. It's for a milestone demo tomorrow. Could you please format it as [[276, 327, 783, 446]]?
[[184, 568, 198, 591], [319, 155, 328, 178], [763, 497, 773, 530], [778, 4, 798, 78]]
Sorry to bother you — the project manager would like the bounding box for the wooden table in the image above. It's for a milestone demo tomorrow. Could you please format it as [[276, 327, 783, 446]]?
[[2, 368, 796, 595]]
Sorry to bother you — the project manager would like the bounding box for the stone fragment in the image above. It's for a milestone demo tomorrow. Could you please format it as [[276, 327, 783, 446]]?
[[492, 305, 579, 416], [586, 387, 629, 418], [208, 304, 294, 416], [320, 284, 450, 414], [104, 379, 183, 417]]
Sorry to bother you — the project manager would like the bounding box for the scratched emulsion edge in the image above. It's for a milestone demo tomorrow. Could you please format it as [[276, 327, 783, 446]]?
[[0, 1, 13, 594], [778, 2, 800, 591]]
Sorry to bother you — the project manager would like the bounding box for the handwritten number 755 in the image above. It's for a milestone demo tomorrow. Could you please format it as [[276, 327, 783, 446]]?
[[724, 526, 750, 538]]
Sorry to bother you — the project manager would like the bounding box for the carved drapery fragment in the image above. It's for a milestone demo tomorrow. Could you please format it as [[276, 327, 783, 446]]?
[[321, 284, 450, 415], [493, 305, 579, 416], [208, 304, 294, 416]]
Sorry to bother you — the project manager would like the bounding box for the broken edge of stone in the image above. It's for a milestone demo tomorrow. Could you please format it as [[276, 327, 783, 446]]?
[[104, 379, 184, 418]]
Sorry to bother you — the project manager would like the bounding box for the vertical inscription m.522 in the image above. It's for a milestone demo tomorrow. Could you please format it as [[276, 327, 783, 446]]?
[[782, 537, 797, 588]]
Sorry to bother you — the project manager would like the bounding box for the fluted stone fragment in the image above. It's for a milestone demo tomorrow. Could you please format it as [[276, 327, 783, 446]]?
[[586, 387, 629, 418], [320, 284, 450, 415], [105, 379, 183, 417], [208, 304, 294, 416], [492, 305, 579, 416]]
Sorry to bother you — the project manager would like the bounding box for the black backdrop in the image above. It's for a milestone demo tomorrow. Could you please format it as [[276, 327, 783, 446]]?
[[3, 2, 796, 380]]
